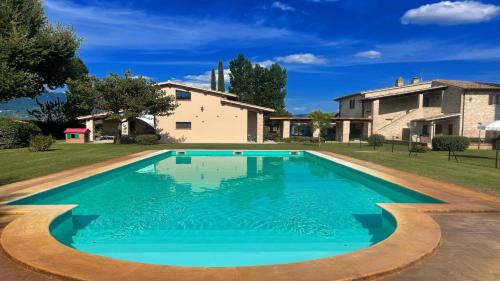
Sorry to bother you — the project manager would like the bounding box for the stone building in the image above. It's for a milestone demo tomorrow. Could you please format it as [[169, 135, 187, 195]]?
[[334, 77, 500, 144]]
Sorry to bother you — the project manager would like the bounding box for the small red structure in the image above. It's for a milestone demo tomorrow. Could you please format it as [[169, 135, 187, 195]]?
[[64, 128, 90, 144]]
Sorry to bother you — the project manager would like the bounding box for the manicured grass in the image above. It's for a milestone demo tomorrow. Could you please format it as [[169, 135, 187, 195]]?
[[1, 142, 499, 196]]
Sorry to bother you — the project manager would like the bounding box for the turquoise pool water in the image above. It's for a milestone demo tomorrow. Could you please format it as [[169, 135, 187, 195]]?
[[11, 150, 440, 267]]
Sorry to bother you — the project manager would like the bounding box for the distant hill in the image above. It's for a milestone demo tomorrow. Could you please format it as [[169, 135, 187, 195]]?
[[0, 92, 66, 119]]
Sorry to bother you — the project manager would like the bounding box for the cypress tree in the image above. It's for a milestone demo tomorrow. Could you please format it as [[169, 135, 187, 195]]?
[[217, 60, 225, 92], [210, 69, 216, 90]]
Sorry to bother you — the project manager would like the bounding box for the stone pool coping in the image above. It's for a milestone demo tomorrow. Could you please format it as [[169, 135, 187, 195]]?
[[0, 150, 499, 281]]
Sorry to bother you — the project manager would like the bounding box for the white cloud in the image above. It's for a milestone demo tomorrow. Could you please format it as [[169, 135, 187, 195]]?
[[175, 69, 231, 89], [256, 60, 275, 68], [401, 1, 500, 26], [355, 50, 381, 59], [271, 1, 295, 11], [275, 53, 326, 64]]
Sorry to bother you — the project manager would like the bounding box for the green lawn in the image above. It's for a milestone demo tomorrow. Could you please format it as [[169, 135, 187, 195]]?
[[1, 142, 499, 196]]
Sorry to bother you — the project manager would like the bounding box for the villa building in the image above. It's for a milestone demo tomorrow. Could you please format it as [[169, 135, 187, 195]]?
[[77, 82, 274, 143], [333, 77, 500, 144]]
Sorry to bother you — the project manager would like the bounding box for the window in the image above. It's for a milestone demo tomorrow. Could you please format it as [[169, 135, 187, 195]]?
[[349, 99, 356, 109], [489, 94, 500, 105], [423, 96, 430, 107], [176, 122, 191, 130], [448, 124, 453, 135], [66, 133, 79, 139], [176, 90, 191, 101], [435, 124, 442, 135], [422, 124, 429, 136]]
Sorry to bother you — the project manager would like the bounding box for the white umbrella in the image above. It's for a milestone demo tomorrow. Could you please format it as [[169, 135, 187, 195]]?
[[481, 120, 500, 132]]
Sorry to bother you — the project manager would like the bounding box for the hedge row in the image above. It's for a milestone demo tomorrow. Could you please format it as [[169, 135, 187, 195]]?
[[0, 118, 41, 149], [432, 135, 470, 151], [135, 134, 159, 145]]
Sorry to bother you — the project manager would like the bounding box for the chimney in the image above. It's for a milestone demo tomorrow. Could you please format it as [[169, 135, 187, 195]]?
[[411, 77, 421, 85], [395, 77, 404, 87]]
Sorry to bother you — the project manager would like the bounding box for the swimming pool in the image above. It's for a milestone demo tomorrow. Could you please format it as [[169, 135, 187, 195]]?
[[10, 150, 441, 267]]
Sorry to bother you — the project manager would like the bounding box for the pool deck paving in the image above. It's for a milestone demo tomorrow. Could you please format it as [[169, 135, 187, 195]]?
[[0, 149, 499, 281], [382, 212, 500, 281]]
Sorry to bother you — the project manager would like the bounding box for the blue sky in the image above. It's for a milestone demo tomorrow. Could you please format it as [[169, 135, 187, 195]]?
[[43, 0, 500, 113]]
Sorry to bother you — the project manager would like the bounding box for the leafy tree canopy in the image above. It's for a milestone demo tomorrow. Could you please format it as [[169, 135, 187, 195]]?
[[229, 54, 287, 113], [308, 110, 332, 146], [229, 54, 254, 103], [0, 0, 87, 102]]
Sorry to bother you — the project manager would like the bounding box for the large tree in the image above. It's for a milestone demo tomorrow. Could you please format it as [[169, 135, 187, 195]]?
[[229, 54, 287, 113], [217, 60, 225, 92], [229, 54, 254, 103], [0, 0, 86, 102], [210, 69, 216, 90], [70, 71, 177, 143]]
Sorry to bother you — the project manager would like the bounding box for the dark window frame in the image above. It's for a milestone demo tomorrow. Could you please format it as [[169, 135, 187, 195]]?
[[422, 124, 429, 136], [349, 99, 356, 109], [490, 94, 500, 105], [435, 124, 442, 135], [176, 122, 192, 130], [423, 96, 431, 107], [175, 90, 191, 101]]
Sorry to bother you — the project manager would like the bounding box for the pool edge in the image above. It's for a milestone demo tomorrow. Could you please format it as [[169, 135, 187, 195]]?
[[1, 149, 499, 281], [1, 201, 442, 281]]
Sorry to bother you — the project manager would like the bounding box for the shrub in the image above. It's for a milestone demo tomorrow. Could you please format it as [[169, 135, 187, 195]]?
[[410, 144, 430, 153], [135, 134, 159, 145], [432, 135, 470, 151], [29, 135, 54, 152], [0, 118, 41, 149], [119, 135, 136, 144], [367, 134, 385, 147]]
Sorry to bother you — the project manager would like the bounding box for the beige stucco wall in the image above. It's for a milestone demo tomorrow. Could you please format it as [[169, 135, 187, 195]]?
[[462, 91, 500, 137], [155, 86, 250, 143]]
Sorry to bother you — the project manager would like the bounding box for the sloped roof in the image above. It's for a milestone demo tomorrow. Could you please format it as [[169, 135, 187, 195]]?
[[412, 113, 461, 122], [64, 128, 89, 133], [334, 82, 433, 101], [221, 99, 275, 112], [156, 81, 238, 98], [436, 80, 500, 90], [361, 85, 447, 101]]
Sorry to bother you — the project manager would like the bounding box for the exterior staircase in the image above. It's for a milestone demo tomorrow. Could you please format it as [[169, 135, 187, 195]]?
[[376, 109, 420, 136]]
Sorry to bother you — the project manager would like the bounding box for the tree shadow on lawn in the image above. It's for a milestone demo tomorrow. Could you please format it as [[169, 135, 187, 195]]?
[[455, 154, 495, 160]]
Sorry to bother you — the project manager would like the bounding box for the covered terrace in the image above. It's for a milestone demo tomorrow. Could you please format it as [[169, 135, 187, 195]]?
[[268, 117, 372, 143]]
